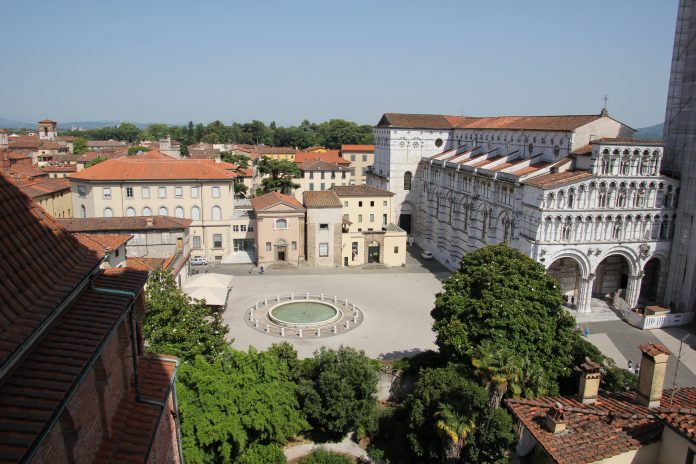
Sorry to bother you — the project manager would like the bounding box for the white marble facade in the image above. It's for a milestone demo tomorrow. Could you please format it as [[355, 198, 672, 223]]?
[[370, 112, 678, 313]]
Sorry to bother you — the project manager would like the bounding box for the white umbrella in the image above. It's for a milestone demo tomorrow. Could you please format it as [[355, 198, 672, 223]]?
[[183, 273, 233, 306]]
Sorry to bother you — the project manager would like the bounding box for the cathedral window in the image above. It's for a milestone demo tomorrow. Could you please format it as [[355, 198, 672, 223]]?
[[568, 191, 575, 208], [598, 190, 607, 208], [562, 219, 571, 241], [482, 210, 489, 242], [528, 143, 534, 154], [553, 145, 560, 157], [660, 220, 669, 240], [613, 222, 623, 240], [435, 138, 443, 148], [617, 190, 626, 208], [404, 171, 412, 191]]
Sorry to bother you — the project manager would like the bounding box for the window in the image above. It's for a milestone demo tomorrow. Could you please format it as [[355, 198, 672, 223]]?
[[309, 172, 314, 179], [175, 186, 183, 198], [319, 223, 329, 230], [351, 167, 356, 176], [359, 201, 363, 207], [358, 214, 363, 222], [383, 201, 387, 206], [142, 207, 152, 216], [157, 187, 166, 198], [248, 225, 254, 232], [404, 171, 412, 190], [291, 241, 297, 250], [370, 214, 375, 222], [159, 206, 168, 215], [320, 183, 326, 191], [102, 187, 111, 199], [80, 205, 86, 218], [370, 201, 374, 207], [78, 185, 86, 197], [320, 172, 325, 179], [553, 145, 561, 157], [309, 183, 315, 191], [344, 201, 348, 207], [241, 225, 247, 232], [233, 225, 240, 232], [528, 143, 534, 153], [275, 218, 288, 229], [175, 206, 184, 218], [342, 172, 347, 179], [191, 186, 199, 198], [266, 242, 272, 251], [125, 187, 133, 198], [383, 214, 387, 225], [351, 154, 356, 161], [191, 206, 200, 220], [212, 206, 221, 220], [142, 187, 150, 199], [213, 234, 222, 248], [104, 207, 113, 218], [394, 246, 399, 253], [362, 154, 367, 162], [319, 242, 329, 257], [212, 186, 220, 198], [126, 207, 136, 217], [435, 138, 443, 148], [162, 232, 171, 244]]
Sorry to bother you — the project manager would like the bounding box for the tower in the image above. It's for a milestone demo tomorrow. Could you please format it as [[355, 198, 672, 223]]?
[[663, 0, 696, 312], [37, 119, 57, 140]]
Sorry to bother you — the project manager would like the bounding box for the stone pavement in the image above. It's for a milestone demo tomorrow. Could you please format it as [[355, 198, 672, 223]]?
[[284, 435, 369, 462], [583, 319, 696, 387]]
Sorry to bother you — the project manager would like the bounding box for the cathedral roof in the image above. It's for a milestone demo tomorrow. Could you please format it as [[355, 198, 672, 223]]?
[[523, 170, 593, 189], [377, 113, 612, 132]]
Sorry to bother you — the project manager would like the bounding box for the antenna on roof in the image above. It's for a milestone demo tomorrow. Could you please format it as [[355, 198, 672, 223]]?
[[601, 95, 609, 117]]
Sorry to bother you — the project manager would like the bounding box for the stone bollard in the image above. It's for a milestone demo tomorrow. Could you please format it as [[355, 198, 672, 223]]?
[[334, 295, 337, 303], [298, 329, 303, 338], [332, 325, 337, 334], [353, 314, 358, 324], [352, 304, 356, 311], [317, 328, 321, 337], [306, 292, 309, 299], [281, 327, 285, 337], [254, 320, 258, 328], [249, 311, 254, 322], [345, 321, 350, 329], [320, 293, 324, 301], [276, 295, 280, 302], [255, 303, 258, 310], [291, 293, 294, 300], [265, 324, 269, 333], [264, 298, 268, 305], [345, 298, 349, 306]]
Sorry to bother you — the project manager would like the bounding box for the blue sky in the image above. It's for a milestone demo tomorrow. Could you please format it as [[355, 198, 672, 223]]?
[[0, 0, 678, 127]]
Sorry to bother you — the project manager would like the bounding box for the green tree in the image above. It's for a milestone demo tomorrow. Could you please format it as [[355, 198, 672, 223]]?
[[297, 346, 379, 437], [73, 137, 88, 154], [177, 347, 309, 463], [145, 123, 170, 140], [405, 364, 513, 463], [220, 152, 250, 169], [471, 340, 523, 411], [298, 448, 353, 464], [84, 155, 108, 168], [237, 443, 285, 464], [234, 182, 249, 198], [128, 146, 149, 156], [431, 244, 576, 393], [255, 157, 301, 194], [143, 270, 228, 363]]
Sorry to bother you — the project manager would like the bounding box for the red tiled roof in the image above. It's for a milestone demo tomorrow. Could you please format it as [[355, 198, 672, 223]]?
[[37, 119, 56, 124], [87, 140, 127, 148], [68, 157, 236, 181], [93, 355, 177, 463], [13, 178, 70, 198], [250, 191, 305, 211], [131, 149, 176, 160], [330, 184, 394, 197], [297, 159, 349, 171], [254, 146, 297, 155], [74, 233, 132, 253], [0, 173, 102, 363], [8, 136, 43, 149], [294, 150, 350, 166], [377, 113, 609, 131], [303, 190, 343, 208], [56, 216, 192, 232], [39, 165, 77, 172], [341, 144, 374, 152], [507, 388, 696, 464], [572, 144, 593, 156], [524, 170, 594, 189], [126, 257, 166, 271]]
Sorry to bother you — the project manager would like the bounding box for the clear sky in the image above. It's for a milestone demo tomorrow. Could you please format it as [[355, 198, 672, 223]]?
[[0, 0, 678, 128]]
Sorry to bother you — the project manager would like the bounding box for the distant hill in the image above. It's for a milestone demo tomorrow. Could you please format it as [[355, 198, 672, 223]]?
[[634, 123, 664, 140], [0, 117, 33, 129], [58, 121, 150, 130]]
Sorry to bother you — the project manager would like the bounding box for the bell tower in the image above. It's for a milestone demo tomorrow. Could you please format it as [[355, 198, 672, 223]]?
[[37, 119, 57, 140]]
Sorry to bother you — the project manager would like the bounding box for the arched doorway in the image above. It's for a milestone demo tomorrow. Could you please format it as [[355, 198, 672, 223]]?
[[399, 201, 413, 234], [547, 258, 581, 307], [639, 258, 661, 304], [593, 255, 631, 298]]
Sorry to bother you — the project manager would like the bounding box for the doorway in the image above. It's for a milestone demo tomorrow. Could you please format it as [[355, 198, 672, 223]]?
[[368, 242, 380, 263], [399, 214, 412, 234], [276, 245, 287, 261]]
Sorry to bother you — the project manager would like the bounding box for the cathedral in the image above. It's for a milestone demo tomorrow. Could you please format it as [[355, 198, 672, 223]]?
[[368, 111, 678, 314]]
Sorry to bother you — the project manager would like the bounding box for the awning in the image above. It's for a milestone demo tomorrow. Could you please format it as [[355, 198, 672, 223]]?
[[182, 273, 233, 306]]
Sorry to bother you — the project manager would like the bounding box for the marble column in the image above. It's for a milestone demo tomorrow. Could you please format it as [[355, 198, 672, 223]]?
[[577, 273, 595, 313], [625, 273, 644, 309]]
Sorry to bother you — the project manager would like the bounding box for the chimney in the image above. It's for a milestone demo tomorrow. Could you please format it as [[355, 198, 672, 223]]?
[[543, 403, 566, 434], [637, 343, 671, 408], [146, 217, 154, 228], [578, 360, 601, 404]]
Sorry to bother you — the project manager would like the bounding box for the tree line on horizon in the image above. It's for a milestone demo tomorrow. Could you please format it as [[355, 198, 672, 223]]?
[[57, 119, 374, 154]]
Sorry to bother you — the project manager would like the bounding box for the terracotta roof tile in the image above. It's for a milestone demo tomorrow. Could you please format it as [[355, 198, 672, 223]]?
[[126, 257, 166, 272], [254, 146, 297, 155], [250, 191, 305, 211], [68, 157, 236, 181], [131, 149, 176, 160], [330, 184, 394, 197], [297, 159, 349, 171], [524, 170, 594, 189], [294, 150, 350, 166], [13, 178, 70, 198], [377, 112, 608, 131], [57, 216, 192, 232], [341, 144, 374, 152], [74, 233, 132, 253], [303, 190, 342, 208]]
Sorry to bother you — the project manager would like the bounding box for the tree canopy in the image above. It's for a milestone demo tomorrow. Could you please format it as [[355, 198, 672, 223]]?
[[72, 137, 88, 154], [255, 157, 301, 194], [143, 270, 228, 363], [177, 346, 309, 463], [431, 244, 577, 393], [84, 155, 108, 168]]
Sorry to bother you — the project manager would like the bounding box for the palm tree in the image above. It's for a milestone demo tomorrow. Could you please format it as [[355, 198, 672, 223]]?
[[471, 340, 524, 411], [434, 404, 476, 463]]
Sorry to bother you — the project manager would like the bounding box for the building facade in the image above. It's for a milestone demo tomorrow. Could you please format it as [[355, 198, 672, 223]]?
[[294, 159, 351, 200], [341, 144, 374, 185], [251, 192, 306, 267]]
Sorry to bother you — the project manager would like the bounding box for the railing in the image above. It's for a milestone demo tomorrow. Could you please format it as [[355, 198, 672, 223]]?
[[613, 293, 694, 330]]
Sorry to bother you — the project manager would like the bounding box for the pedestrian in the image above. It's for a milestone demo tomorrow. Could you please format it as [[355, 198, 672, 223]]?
[[628, 360, 633, 371], [584, 327, 590, 337], [259, 265, 264, 274], [248, 265, 253, 274]]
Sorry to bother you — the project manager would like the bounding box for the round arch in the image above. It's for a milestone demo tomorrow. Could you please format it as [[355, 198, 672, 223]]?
[[547, 254, 586, 307]]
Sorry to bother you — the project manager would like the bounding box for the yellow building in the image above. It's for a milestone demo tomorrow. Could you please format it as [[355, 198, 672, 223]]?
[[15, 178, 73, 218], [295, 159, 351, 200], [253, 147, 297, 161], [69, 157, 237, 261], [341, 144, 374, 185], [251, 192, 306, 267]]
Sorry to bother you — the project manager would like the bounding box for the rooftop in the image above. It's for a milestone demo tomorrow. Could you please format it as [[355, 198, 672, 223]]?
[[330, 184, 395, 197], [13, 178, 71, 198], [341, 144, 374, 152], [303, 190, 343, 208], [74, 233, 133, 253], [68, 157, 236, 181], [523, 170, 594, 189], [591, 138, 664, 147], [297, 159, 349, 171], [294, 150, 350, 166], [250, 191, 305, 211], [56, 215, 192, 232]]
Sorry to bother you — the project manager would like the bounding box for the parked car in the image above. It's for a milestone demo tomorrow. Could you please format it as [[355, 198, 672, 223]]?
[[421, 250, 433, 260], [191, 256, 208, 266]]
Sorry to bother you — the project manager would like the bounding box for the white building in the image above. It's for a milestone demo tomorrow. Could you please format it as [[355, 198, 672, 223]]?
[[371, 111, 678, 313]]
